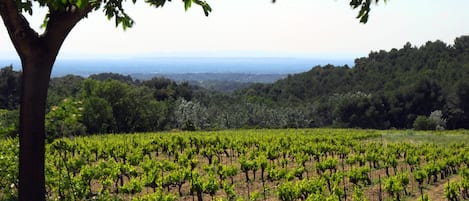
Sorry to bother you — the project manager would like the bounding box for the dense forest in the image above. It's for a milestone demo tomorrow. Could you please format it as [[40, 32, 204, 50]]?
[[1, 36, 469, 138], [237, 36, 469, 129]]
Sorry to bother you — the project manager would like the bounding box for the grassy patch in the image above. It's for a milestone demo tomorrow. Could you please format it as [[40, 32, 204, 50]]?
[[375, 129, 469, 146]]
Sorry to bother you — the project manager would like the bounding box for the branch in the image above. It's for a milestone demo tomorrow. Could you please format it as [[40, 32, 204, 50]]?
[[43, 5, 93, 57], [0, 0, 40, 58]]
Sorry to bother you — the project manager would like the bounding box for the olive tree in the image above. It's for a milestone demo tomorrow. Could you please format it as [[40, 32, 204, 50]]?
[[0, 0, 380, 200]]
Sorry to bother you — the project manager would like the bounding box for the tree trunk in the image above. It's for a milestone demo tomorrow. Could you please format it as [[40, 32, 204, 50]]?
[[19, 57, 53, 201], [1, 2, 93, 201]]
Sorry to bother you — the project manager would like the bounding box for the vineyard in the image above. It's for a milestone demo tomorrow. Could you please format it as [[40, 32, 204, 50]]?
[[1, 129, 469, 201]]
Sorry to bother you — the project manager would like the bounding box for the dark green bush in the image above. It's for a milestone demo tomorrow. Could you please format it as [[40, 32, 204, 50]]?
[[413, 116, 436, 130]]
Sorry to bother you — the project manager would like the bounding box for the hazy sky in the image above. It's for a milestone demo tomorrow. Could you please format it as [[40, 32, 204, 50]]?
[[1, 0, 469, 60]]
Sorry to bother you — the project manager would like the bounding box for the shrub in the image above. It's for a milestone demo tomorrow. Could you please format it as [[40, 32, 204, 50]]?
[[46, 98, 86, 140], [413, 116, 436, 130], [0, 109, 18, 138]]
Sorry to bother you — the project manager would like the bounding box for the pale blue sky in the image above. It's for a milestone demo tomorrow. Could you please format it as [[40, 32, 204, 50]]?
[[1, 0, 469, 60]]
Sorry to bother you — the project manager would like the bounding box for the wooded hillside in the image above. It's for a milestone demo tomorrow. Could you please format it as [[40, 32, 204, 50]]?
[[238, 36, 469, 129]]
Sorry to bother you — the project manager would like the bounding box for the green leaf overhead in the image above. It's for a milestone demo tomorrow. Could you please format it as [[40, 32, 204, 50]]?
[[13, 0, 212, 30], [349, 0, 387, 23], [75, 0, 88, 9], [193, 0, 210, 16], [14, 0, 383, 32], [184, 0, 191, 11]]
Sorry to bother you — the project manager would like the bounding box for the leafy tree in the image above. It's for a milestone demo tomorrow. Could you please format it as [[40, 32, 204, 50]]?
[[452, 81, 469, 128], [174, 98, 209, 131], [334, 92, 390, 129], [0, 66, 21, 110], [45, 98, 86, 140], [144, 77, 179, 101], [47, 75, 84, 108], [81, 78, 171, 133], [413, 110, 446, 130], [137, 99, 173, 131], [82, 96, 115, 134], [428, 110, 446, 130]]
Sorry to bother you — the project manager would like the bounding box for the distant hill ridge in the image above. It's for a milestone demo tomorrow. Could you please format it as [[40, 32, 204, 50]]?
[[241, 36, 469, 104], [1, 57, 353, 77]]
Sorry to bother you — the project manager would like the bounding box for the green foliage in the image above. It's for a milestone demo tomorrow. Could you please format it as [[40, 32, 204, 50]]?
[[348, 166, 371, 186], [277, 181, 296, 201], [47, 75, 84, 109], [413, 116, 436, 130], [0, 138, 18, 200], [81, 78, 173, 133], [132, 190, 176, 201], [444, 180, 460, 201], [333, 92, 389, 129], [448, 80, 469, 128], [119, 177, 143, 194], [174, 99, 209, 131], [273, 0, 383, 23], [277, 177, 326, 201], [383, 175, 408, 200], [18, 0, 212, 30], [89, 73, 134, 84], [349, 0, 387, 23], [203, 175, 219, 197], [4, 37, 469, 133], [249, 190, 261, 201], [316, 157, 338, 175], [460, 168, 469, 199], [223, 182, 237, 201], [192, 0, 211, 16], [413, 110, 447, 131], [82, 96, 115, 133], [0, 129, 468, 200], [143, 77, 190, 101], [351, 185, 368, 201], [418, 193, 431, 201], [237, 36, 469, 129], [0, 109, 18, 138], [429, 110, 446, 130], [413, 169, 427, 185], [0, 66, 21, 110], [46, 98, 86, 140]]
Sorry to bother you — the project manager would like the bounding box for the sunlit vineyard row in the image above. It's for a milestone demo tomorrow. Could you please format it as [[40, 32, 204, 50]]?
[[1, 129, 469, 201]]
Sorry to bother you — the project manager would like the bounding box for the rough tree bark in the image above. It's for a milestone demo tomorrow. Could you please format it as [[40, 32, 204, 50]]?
[[0, 1, 91, 200], [19, 54, 52, 201]]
